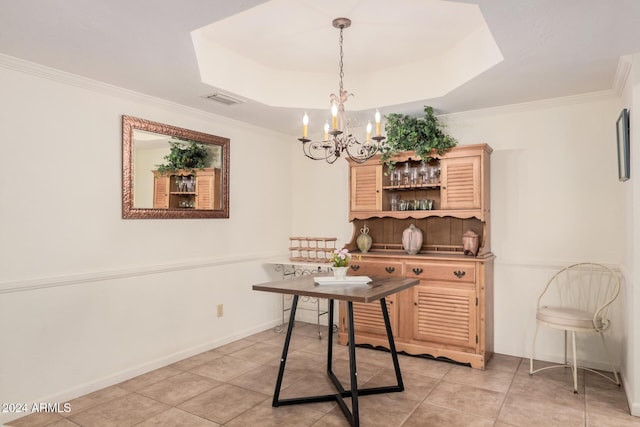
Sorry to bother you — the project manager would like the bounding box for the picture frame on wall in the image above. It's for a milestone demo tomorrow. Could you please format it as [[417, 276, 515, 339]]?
[[617, 108, 630, 182]]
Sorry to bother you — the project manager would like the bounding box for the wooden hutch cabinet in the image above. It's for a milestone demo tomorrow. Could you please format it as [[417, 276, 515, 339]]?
[[152, 168, 221, 210], [339, 144, 494, 369]]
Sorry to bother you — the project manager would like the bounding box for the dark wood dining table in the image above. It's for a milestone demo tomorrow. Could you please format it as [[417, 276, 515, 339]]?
[[253, 274, 420, 427]]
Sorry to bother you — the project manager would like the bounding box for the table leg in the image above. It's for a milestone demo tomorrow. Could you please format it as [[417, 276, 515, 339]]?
[[347, 301, 360, 427], [380, 297, 404, 391], [272, 295, 299, 407], [327, 299, 334, 372]]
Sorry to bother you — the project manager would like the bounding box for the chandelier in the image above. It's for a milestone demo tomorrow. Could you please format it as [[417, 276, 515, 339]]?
[[298, 18, 385, 164]]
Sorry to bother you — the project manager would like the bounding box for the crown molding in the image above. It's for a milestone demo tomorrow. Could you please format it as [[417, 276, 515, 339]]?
[[0, 53, 287, 138], [440, 90, 616, 120], [613, 55, 632, 96]]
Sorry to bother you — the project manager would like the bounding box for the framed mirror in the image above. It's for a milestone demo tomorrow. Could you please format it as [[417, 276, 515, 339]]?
[[122, 115, 229, 219]]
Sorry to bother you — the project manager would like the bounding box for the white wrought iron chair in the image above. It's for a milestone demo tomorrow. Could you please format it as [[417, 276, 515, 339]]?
[[529, 263, 620, 393]]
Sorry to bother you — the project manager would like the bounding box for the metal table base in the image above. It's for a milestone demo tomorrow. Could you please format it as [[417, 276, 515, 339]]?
[[271, 296, 404, 427]]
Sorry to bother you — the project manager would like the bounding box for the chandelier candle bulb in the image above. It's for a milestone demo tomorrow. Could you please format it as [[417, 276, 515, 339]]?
[[302, 113, 309, 138], [366, 121, 372, 141], [375, 109, 381, 135], [324, 121, 330, 141], [331, 102, 338, 129]]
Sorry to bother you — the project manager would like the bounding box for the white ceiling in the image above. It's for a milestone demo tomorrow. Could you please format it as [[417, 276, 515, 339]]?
[[1, 0, 639, 137]]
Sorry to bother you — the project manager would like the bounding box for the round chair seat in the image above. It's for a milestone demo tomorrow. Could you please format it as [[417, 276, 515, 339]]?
[[536, 306, 602, 330]]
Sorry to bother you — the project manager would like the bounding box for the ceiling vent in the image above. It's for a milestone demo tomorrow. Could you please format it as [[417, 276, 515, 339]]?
[[204, 92, 245, 106]]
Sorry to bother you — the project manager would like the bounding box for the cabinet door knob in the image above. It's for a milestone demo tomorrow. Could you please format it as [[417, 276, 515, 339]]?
[[350, 265, 360, 271], [454, 270, 466, 279], [385, 266, 395, 274], [414, 301, 418, 306], [412, 267, 424, 275]]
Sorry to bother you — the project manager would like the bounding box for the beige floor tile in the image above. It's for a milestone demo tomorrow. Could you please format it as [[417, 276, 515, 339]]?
[[486, 353, 522, 373], [228, 341, 284, 364], [245, 327, 282, 342], [263, 332, 328, 353], [135, 408, 220, 426], [226, 399, 326, 427], [41, 418, 81, 427], [177, 383, 268, 424], [279, 371, 340, 413], [361, 367, 439, 402], [325, 392, 421, 427], [586, 381, 633, 419], [189, 355, 261, 382], [67, 393, 168, 427], [61, 385, 131, 417], [329, 358, 384, 387], [587, 411, 640, 426], [135, 371, 221, 406], [403, 402, 494, 427], [510, 364, 586, 404], [5, 411, 65, 427], [396, 354, 453, 379], [497, 390, 585, 427], [425, 380, 505, 419], [443, 364, 516, 393], [310, 410, 351, 427], [214, 338, 255, 354], [118, 366, 182, 392], [169, 349, 224, 371], [229, 362, 301, 395]]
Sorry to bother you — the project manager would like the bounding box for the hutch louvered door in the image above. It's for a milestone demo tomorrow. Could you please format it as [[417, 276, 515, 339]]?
[[350, 296, 398, 337], [413, 284, 477, 350], [153, 175, 170, 209], [350, 164, 382, 211], [440, 155, 481, 210]]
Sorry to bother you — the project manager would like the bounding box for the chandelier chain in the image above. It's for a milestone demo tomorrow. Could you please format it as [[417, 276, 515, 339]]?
[[338, 26, 344, 96]]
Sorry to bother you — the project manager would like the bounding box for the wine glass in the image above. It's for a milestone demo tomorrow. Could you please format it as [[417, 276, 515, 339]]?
[[419, 161, 428, 184], [403, 163, 411, 185]]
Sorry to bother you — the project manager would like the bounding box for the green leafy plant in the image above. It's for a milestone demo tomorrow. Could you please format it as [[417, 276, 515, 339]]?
[[156, 139, 211, 174], [380, 106, 457, 171]]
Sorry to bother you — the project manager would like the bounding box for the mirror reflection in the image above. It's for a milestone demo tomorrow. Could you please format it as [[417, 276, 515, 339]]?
[[122, 115, 229, 219]]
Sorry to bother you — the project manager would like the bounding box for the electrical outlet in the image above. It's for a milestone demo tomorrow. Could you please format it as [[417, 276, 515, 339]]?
[[216, 304, 223, 317]]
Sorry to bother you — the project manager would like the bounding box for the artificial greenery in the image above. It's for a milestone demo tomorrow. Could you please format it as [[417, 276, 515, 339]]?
[[155, 138, 211, 174], [380, 106, 457, 171]]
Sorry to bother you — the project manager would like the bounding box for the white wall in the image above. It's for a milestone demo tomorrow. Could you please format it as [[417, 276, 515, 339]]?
[[619, 54, 640, 416], [0, 56, 291, 424]]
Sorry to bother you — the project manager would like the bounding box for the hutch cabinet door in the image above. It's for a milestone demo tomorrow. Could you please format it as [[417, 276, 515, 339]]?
[[350, 164, 382, 211], [343, 295, 398, 338], [412, 284, 477, 350], [153, 175, 169, 209], [195, 173, 215, 210], [440, 155, 481, 210]]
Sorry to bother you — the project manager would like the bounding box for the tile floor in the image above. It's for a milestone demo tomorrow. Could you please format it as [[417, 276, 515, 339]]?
[[7, 321, 640, 427]]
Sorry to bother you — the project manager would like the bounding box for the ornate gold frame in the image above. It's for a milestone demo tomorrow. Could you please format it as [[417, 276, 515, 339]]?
[[122, 115, 230, 219]]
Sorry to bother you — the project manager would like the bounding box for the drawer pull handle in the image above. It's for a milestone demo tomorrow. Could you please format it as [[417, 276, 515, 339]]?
[[454, 270, 466, 279], [385, 266, 395, 274], [412, 267, 424, 275], [350, 265, 360, 271]]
